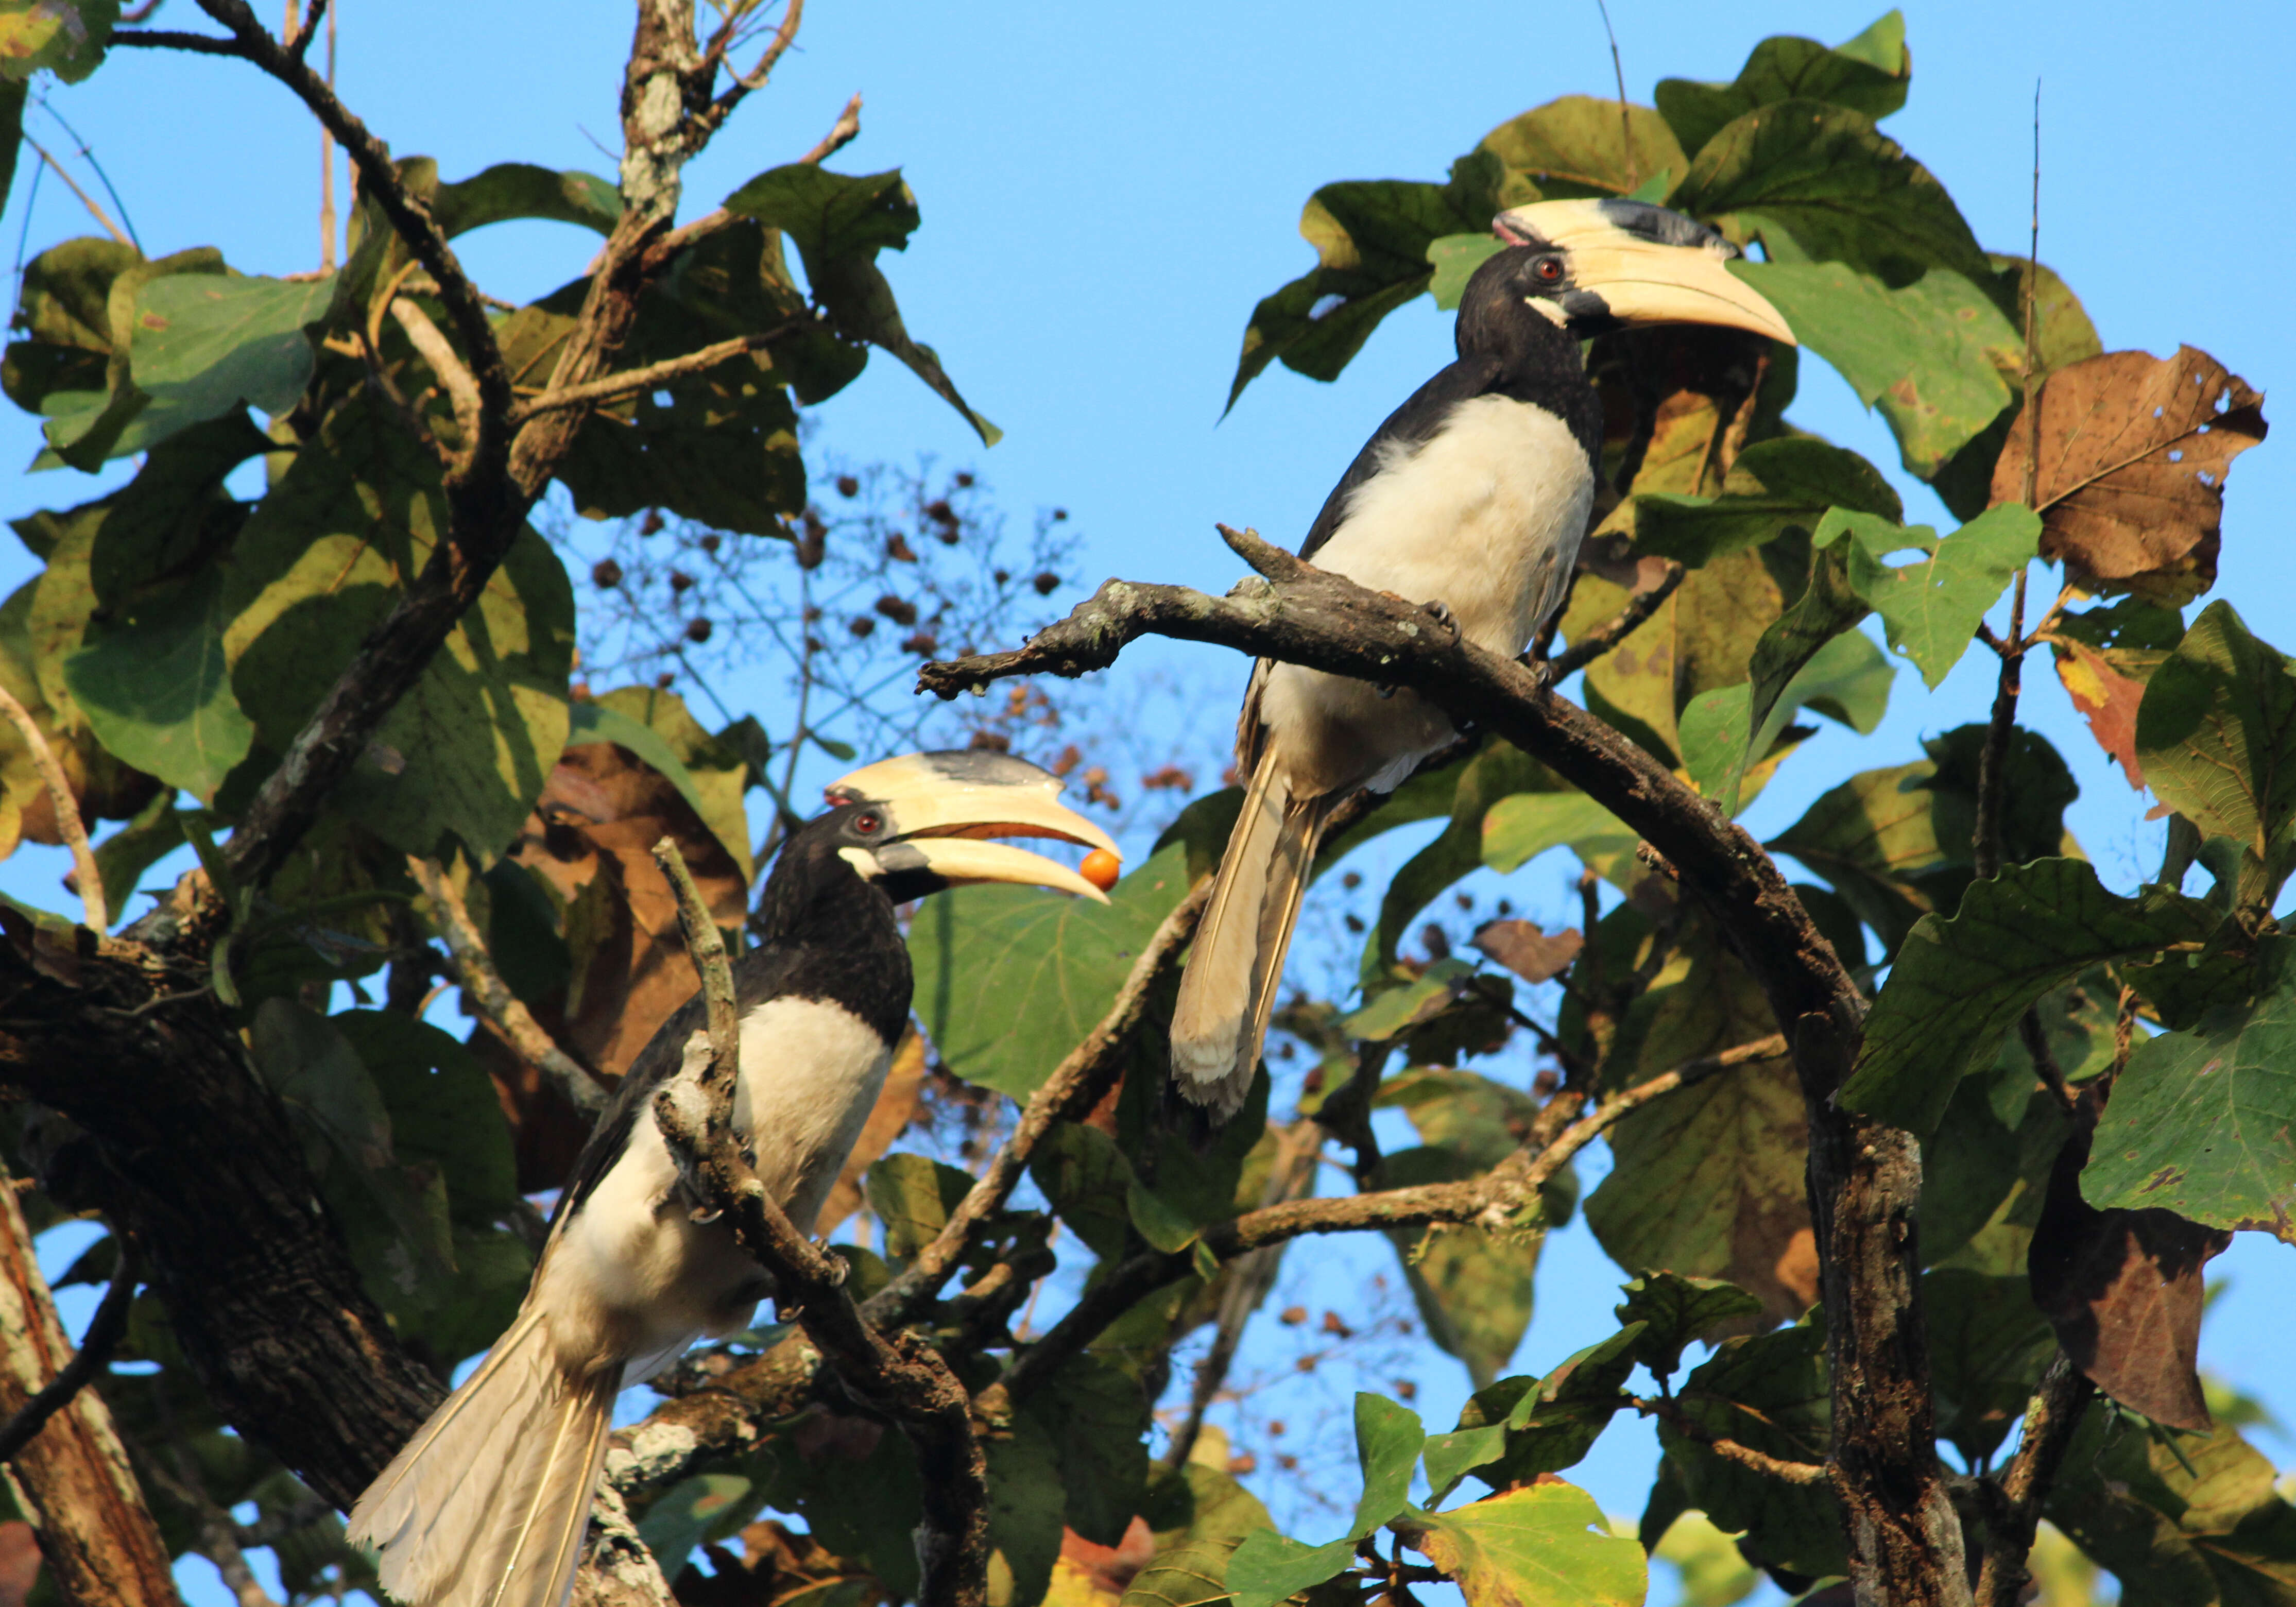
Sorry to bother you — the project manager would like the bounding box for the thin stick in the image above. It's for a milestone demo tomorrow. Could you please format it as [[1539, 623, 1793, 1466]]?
[[507, 324, 799, 423], [406, 856, 605, 1117], [317, 0, 336, 270], [1549, 560, 1683, 677], [1594, 0, 1636, 188], [799, 92, 863, 165], [21, 136, 129, 246], [0, 685, 104, 929]]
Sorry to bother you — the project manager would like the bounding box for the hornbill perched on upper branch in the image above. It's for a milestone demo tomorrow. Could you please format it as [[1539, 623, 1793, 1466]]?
[[349, 750, 1118, 1607], [1170, 199, 1795, 1117]]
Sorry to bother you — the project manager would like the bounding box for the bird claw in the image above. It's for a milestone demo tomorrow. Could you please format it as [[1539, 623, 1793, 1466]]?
[[1423, 599, 1460, 639], [1373, 683, 1397, 699], [815, 1241, 850, 1287]]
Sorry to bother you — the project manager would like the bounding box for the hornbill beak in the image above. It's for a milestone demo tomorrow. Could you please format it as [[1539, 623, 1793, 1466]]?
[[1493, 198, 1796, 345], [825, 749, 1122, 903]]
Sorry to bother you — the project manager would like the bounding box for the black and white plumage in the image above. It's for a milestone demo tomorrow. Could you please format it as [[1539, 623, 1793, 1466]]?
[[348, 751, 1118, 1607], [1170, 199, 1795, 1116]]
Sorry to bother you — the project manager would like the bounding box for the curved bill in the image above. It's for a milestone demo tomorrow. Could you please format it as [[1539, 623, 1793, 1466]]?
[[829, 748, 1120, 902], [1494, 198, 1796, 345]]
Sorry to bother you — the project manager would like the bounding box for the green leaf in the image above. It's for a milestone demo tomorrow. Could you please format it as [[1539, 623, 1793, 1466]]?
[[64, 567, 254, 802], [129, 272, 332, 424], [579, 688, 757, 883], [1349, 1393, 1427, 1536], [1024, 1353, 1150, 1547], [433, 163, 621, 237], [1421, 1426, 1507, 1503], [221, 397, 573, 865], [726, 164, 997, 444], [986, 1412, 1065, 1607], [1395, 1479, 1647, 1607], [1674, 101, 1990, 288], [1221, 1533, 1358, 1607], [1479, 793, 1631, 876], [1125, 1177, 1202, 1254], [1923, 1269, 2055, 1464], [1029, 1122, 1135, 1261], [1664, 1324, 1842, 1578], [1682, 628, 1894, 814], [1478, 95, 1688, 202], [1374, 1067, 1541, 1174], [1839, 503, 2042, 688], [1362, 740, 1560, 985], [1649, 1510, 1762, 1607], [1122, 1464, 1273, 1607], [2137, 601, 2296, 901], [1427, 233, 1505, 311], [1842, 859, 2218, 1136], [637, 1474, 755, 1576], [0, 0, 117, 82], [864, 1153, 975, 1261], [1655, 14, 1910, 158], [2083, 936, 2296, 1241], [1455, 1327, 1641, 1488], [334, 1008, 518, 1226], [911, 840, 1192, 1099], [1631, 435, 1901, 566], [1614, 1271, 1763, 1381]]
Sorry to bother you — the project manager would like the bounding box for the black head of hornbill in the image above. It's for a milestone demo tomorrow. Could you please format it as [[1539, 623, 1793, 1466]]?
[[1170, 198, 1794, 1117], [349, 750, 1117, 1607]]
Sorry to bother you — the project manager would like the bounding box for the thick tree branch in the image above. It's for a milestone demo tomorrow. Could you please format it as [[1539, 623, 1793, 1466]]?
[[1972, 1355, 2093, 1607], [922, 535, 1968, 1604], [0, 1168, 179, 1606], [406, 855, 607, 1117], [0, 686, 104, 930], [868, 877, 1211, 1323], [649, 839, 987, 1607]]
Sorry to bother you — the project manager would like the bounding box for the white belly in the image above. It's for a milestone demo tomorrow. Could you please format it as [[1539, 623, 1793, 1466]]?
[[1261, 395, 1594, 795], [532, 995, 893, 1382]]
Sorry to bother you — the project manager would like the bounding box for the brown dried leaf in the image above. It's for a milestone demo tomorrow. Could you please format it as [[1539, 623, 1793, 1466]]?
[[1472, 920, 1585, 984], [1050, 1517, 1157, 1605], [472, 738, 750, 1190], [2049, 638, 2148, 790], [814, 1029, 928, 1236], [2029, 1100, 2228, 1430], [1991, 346, 2267, 607]]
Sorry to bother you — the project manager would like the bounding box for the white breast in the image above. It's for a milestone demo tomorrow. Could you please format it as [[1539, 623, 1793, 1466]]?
[[532, 995, 892, 1382], [1258, 395, 1595, 796]]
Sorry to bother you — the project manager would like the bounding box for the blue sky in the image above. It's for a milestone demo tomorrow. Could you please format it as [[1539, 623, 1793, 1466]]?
[[11, 1, 2296, 1598]]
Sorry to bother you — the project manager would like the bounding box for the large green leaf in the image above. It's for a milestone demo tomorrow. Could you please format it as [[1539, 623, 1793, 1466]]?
[[1614, 1272, 1764, 1382], [64, 567, 254, 802], [1655, 12, 1909, 158], [986, 1412, 1065, 1607], [1631, 435, 1901, 566], [1121, 1463, 1273, 1607], [2083, 937, 2296, 1241], [1225, 1395, 1426, 1607], [1397, 1479, 1647, 1607], [1833, 503, 2041, 689], [1673, 100, 1990, 288], [1662, 1324, 1842, 1578], [1478, 95, 1688, 201], [1024, 1353, 1150, 1548], [1453, 1328, 1642, 1489], [1479, 792, 1631, 877], [1362, 739, 1560, 984], [129, 272, 333, 427], [1679, 627, 1894, 815], [1736, 262, 2022, 480], [433, 163, 621, 237], [2047, 1407, 2296, 1605], [335, 1008, 518, 1226], [726, 164, 997, 443], [220, 398, 574, 864], [18, 244, 225, 469], [910, 839, 1190, 1099], [2136, 601, 2296, 903], [864, 1152, 976, 1261], [1842, 859, 2217, 1136]]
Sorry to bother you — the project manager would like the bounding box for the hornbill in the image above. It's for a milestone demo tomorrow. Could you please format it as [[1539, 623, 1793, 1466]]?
[[1169, 198, 1794, 1116], [348, 750, 1118, 1607]]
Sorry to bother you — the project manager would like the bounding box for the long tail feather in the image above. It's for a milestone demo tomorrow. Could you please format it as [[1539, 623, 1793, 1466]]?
[[348, 1311, 620, 1607], [1171, 752, 1336, 1117]]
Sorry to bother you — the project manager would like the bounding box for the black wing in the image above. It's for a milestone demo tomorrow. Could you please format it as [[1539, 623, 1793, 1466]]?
[[546, 943, 810, 1233], [1297, 353, 1505, 561]]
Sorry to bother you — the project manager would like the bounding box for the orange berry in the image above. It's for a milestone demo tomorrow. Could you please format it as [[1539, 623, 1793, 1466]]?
[[1081, 848, 1122, 892]]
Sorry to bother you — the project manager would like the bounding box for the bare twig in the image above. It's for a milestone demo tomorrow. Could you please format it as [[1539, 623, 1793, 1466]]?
[[21, 135, 131, 246], [388, 296, 483, 459], [698, 0, 806, 138], [406, 855, 606, 1117], [800, 91, 864, 164], [870, 877, 1212, 1322], [0, 683, 105, 929], [1592, 0, 1637, 189], [0, 1251, 138, 1463], [1973, 1353, 2092, 1607], [2018, 1008, 2079, 1117], [507, 323, 801, 423], [1631, 1395, 1833, 1487], [648, 837, 987, 1607], [1549, 559, 1683, 678]]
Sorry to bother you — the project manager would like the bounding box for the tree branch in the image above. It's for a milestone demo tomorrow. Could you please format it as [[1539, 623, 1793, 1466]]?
[[1973, 1354, 2093, 1607], [648, 839, 987, 1607], [867, 876, 1211, 1323], [387, 296, 484, 461], [1631, 1395, 1835, 1489], [0, 685, 104, 930], [507, 323, 802, 424], [406, 855, 606, 1117], [1548, 558, 1684, 679], [0, 1248, 138, 1463], [800, 91, 864, 164], [921, 535, 1968, 1603]]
